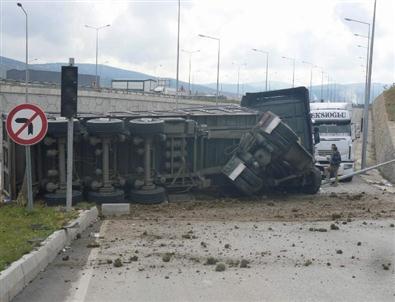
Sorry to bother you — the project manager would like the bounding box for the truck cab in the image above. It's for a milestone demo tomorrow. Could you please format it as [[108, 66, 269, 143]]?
[[310, 102, 354, 180]]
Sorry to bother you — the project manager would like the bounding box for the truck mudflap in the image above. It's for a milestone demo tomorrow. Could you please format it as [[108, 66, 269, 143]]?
[[222, 111, 321, 195]]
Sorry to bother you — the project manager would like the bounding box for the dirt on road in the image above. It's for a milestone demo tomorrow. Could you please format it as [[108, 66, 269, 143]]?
[[124, 190, 395, 223]]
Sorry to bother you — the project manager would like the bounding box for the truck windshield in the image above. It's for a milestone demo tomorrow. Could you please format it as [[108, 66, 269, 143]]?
[[316, 124, 351, 136]]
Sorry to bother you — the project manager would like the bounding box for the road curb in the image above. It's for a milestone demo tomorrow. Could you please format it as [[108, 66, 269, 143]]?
[[0, 206, 98, 302]]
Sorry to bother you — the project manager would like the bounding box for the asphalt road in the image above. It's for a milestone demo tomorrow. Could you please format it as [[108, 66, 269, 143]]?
[[12, 177, 395, 302]]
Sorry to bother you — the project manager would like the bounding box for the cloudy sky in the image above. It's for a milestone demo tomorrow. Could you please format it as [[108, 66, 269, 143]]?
[[0, 0, 394, 86]]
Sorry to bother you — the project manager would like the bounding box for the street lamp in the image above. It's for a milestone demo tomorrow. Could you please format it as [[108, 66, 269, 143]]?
[[302, 61, 316, 100], [198, 34, 220, 105], [316, 67, 325, 101], [282, 56, 296, 87], [85, 24, 110, 88], [175, 0, 180, 107], [252, 48, 269, 91], [232, 62, 247, 99], [182, 49, 200, 95], [345, 12, 374, 169], [17, 2, 33, 211]]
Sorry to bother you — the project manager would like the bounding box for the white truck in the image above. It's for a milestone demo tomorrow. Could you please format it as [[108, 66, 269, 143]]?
[[310, 102, 355, 181]]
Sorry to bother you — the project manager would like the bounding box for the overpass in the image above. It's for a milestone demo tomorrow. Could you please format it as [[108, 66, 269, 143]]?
[[0, 79, 232, 114]]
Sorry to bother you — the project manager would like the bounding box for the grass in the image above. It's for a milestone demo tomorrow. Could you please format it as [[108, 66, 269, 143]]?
[[384, 85, 395, 121], [0, 204, 78, 272]]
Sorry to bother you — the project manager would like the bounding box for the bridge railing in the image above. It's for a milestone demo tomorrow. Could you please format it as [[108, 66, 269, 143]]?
[[0, 78, 236, 103]]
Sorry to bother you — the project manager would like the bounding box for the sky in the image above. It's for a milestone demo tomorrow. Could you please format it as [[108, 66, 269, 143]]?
[[0, 0, 394, 87]]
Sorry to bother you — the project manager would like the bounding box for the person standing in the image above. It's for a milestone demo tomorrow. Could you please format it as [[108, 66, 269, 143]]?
[[325, 144, 341, 186]]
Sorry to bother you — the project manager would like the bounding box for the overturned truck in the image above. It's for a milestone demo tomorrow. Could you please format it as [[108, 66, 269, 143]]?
[[1, 87, 321, 204]]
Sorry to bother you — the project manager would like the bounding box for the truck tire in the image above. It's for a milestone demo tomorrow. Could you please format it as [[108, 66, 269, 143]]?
[[240, 168, 263, 188], [129, 118, 164, 137], [86, 118, 124, 135], [48, 119, 80, 136], [234, 176, 255, 196], [129, 186, 167, 204], [44, 190, 82, 206], [302, 168, 322, 194], [87, 189, 125, 204]]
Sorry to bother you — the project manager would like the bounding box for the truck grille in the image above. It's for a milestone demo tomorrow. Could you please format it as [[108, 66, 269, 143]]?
[[318, 150, 332, 156]]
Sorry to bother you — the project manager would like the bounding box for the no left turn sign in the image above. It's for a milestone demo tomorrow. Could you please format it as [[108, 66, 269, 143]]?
[[6, 103, 48, 146]]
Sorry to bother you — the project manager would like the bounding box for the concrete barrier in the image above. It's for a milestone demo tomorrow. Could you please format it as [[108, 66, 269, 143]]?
[[0, 207, 98, 302], [372, 94, 395, 183], [101, 203, 130, 216]]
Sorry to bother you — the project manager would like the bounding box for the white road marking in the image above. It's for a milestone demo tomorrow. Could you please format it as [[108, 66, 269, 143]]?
[[65, 220, 109, 302]]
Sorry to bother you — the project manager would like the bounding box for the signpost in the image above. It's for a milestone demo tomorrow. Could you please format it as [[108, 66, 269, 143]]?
[[6, 103, 48, 210]]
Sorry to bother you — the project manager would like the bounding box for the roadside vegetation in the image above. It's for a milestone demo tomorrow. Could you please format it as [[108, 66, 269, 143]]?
[[384, 84, 395, 121], [0, 203, 78, 271]]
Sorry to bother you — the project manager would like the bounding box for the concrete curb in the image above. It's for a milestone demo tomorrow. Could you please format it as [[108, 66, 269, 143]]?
[[0, 206, 98, 302]]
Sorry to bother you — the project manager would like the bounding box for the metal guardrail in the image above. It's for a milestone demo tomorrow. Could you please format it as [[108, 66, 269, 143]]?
[[0, 78, 237, 104]]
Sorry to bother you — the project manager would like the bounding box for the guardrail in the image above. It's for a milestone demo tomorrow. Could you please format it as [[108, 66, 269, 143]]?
[[0, 78, 237, 104]]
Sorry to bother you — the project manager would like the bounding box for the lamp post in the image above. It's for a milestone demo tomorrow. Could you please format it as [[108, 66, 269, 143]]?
[[175, 0, 180, 107], [182, 49, 200, 95], [17, 2, 33, 211], [252, 48, 269, 91], [345, 10, 374, 169], [316, 67, 325, 101], [232, 62, 247, 99], [198, 34, 220, 105], [282, 56, 296, 88], [302, 61, 316, 100], [85, 24, 110, 88]]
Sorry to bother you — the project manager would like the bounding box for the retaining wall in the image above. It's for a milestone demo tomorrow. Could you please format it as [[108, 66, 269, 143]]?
[[372, 94, 395, 183]]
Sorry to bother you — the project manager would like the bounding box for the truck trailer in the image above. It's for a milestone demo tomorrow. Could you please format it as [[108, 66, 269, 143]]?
[[1, 87, 321, 204]]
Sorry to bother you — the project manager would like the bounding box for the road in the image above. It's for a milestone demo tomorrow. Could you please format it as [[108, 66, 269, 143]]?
[[12, 176, 395, 302]]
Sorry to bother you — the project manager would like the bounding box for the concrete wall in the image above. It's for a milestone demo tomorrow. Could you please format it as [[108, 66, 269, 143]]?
[[372, 94, 395, 183], [0, 82, 219, 114]]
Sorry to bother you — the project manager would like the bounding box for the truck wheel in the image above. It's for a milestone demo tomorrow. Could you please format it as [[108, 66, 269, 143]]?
[[129, 118, 164, 137], [87, 189, 125, 204], [129, 186, 167, 204], [240, 168, 263, 188], [302, 168, 322, 194], [44, 190, 82, 206], [234, 177, 255, 196], [86, 118, 125, 135], [48, 119, 80, 136]]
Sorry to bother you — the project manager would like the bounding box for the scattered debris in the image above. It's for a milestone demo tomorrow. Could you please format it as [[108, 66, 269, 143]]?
[[162, 253, 172, 262], [331, 213, 342, 220], [309, 227, 327, 232], [382, 263, 391, 270], [201, 241, 207, 248], [215, 263, 226, 272], [304, 259, 312, 266], [130, 255, 138, 262], [62, 255, 69, 261], [86, 241, 100, 248], [240, 259, 250, 268], [205, 257, 218, 265], [113, 258, 123, 267]]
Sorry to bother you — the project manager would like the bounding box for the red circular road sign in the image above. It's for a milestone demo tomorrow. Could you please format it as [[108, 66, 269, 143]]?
[[6, 104, 48, 146]]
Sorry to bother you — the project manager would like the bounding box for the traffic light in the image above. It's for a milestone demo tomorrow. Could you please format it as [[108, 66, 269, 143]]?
[[61, 66, 78, 118]]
